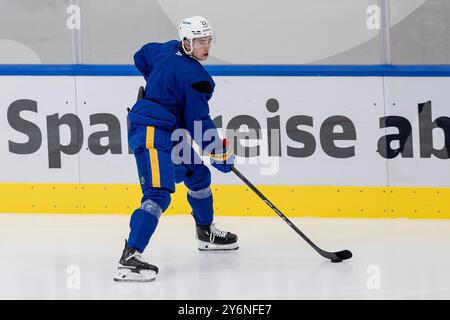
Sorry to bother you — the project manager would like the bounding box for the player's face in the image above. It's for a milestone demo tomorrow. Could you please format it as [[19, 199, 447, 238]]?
[[192, 36, 212, 61]]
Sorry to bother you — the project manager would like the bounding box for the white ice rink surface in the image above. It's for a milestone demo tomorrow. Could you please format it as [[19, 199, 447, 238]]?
[[1, 213, 450, 300]]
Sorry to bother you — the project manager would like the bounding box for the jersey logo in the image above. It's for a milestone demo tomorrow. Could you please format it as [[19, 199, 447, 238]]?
[[175, 51, 182, 56], [191, 81, 213, 94]]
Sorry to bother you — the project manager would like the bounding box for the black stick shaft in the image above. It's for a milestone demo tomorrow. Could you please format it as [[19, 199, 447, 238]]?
[[231, 166, 325, 255]]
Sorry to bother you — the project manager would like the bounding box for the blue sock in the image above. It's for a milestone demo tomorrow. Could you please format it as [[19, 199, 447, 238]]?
[[187, 190, 213, 226], [128, 200, 162, 252]]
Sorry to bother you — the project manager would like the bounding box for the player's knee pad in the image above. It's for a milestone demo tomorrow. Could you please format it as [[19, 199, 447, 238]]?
[[139, 199, 163, 220], [188, 186, 212, 199], [142, 188, 171, 212]]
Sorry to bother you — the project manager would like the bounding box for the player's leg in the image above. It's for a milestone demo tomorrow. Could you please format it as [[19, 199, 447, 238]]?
[[127, 146, 174, 252], [115, 125, 175, 282], [176, 152, 238, 251], [176, 162, 213, 226]]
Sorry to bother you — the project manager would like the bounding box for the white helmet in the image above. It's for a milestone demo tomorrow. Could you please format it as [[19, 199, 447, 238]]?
[[179, 16, 213, 55], [179, 16, 213, 41]]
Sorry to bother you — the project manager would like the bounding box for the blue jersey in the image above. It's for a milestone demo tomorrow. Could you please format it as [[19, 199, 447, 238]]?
[[128, 40, 220, 151]]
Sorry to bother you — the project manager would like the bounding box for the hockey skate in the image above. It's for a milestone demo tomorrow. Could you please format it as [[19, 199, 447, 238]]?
[[113, 240, 159, 282], [196, 223, 239, 251]]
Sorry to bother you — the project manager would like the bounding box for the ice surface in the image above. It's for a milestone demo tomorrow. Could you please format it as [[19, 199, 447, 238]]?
[[1, 213, 449, 299]]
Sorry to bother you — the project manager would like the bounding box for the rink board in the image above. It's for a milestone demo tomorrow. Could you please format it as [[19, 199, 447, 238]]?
[[0, 183, 449, 218], [1, 75, 450, 217]]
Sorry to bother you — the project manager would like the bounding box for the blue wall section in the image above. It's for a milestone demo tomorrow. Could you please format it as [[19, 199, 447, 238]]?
[[1, 65, 450, 77]]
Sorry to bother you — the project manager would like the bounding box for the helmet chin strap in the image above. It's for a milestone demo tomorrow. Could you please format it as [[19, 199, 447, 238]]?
[[182, 39, 200, 61]]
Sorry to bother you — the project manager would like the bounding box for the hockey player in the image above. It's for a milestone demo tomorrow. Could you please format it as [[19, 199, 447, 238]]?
[[114, 16, 238, 282]]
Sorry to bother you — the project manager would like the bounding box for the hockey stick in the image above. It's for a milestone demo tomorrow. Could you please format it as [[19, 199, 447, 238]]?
[[231, 165, 352, 263]]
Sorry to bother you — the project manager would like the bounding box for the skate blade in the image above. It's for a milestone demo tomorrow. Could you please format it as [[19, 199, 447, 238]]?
[[113, 267, 157, 282], [197, 241, 239, 251]]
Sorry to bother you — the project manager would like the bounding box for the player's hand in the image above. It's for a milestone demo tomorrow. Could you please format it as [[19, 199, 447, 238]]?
[[210, 139, 234, 173]]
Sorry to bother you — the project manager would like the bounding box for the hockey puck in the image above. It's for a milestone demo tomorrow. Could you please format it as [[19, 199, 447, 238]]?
[[331, 258, 343, 263]]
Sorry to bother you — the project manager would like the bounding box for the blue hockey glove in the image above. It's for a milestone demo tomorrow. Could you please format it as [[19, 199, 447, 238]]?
[[210, 139, 235, 173]]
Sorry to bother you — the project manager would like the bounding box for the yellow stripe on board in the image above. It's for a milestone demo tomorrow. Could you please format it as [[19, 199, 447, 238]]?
[[0, 183, 450, 218]]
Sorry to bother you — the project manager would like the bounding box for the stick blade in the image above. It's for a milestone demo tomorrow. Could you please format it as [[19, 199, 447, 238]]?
[[335, 250, 352, 261]]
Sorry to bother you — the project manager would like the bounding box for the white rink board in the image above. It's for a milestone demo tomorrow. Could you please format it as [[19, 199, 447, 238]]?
[[1, 76, 449, 186], [0, 77, 80, 183], [211, 77, 387, 186], [74, 77, 144, 184], [384, 77, 450, 187]]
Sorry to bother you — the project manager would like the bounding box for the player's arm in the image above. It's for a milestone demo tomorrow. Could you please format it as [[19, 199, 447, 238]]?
[[133, 43, 158, 81], [183, 80, 234, 173], [183, 79, 219, 150]]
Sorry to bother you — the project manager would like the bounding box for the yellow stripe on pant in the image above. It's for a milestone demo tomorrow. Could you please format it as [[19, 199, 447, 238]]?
[[146, 126, 161, 188]]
